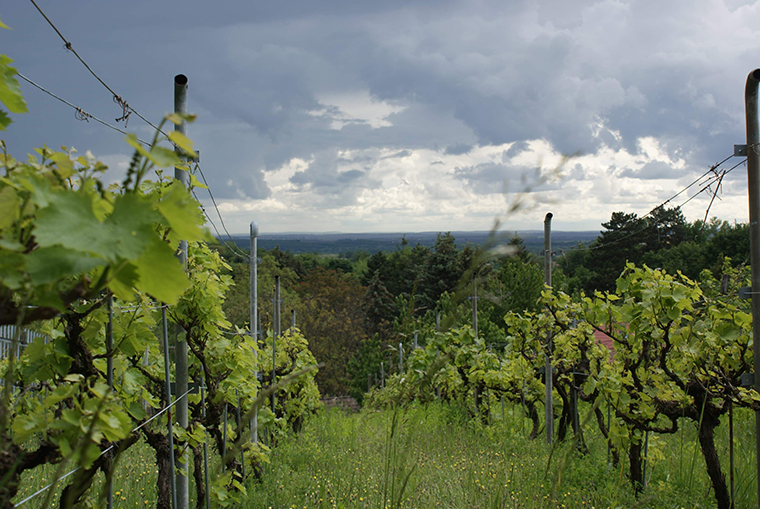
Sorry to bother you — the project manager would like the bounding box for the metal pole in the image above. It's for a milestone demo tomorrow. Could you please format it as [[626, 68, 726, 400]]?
[[730, 401, 735, 509], [276, 277, 282, 339], [173, 74, 189, 261], [607, 404, 611, 465], [249, 222, 258, 444], [106, 296, 114, 509], [572, 371, 579, 436], [472, 278, 478, 338], [643, 430, 649, 489], [273, 276, 280, 414], [745, 68, 760, 509], [235, 390, 245, 478], [173, 73, 190, 509], [200, 377, 210, 509], [436, 350, 441, 400], [222, 404, 227, 472], [291, 309, 296, 330], [162, 308, 178, 509], [521, 380, 526, 436], [544, 212, 554, 445], [436, 311, 440, 331], [399, 342, 403, 372], [499, 357, 504, 420]]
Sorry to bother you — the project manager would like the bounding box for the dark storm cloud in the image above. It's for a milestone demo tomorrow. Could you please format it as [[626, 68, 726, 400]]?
[[620, 161, 683, 180], [3, 0, 758, 216], [445, 143, 473, 156], [381, 150, 411, 159], [289, 149, 381, 206], [504, 141, 531, 160]]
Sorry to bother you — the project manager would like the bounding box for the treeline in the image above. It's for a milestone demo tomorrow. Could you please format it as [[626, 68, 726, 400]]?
[[218, 208, 749, 402], [560, 206, 749, 293]]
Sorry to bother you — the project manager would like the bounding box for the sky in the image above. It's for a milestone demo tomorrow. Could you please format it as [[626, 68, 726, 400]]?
[[2, 0, 759, 234]]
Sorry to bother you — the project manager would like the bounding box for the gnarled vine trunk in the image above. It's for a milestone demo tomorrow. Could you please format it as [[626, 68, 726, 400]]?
[[699, 416, 730, 509], [628, 440, 643, 494], [143, 428, 172, 509]]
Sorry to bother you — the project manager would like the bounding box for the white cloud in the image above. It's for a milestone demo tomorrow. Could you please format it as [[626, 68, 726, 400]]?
[[3, 0, 757, 234], [310, 90, 407, 129]]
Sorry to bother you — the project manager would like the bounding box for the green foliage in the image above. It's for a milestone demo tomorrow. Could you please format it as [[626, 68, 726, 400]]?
[[258, 328, 321, 435], [296, 267, 367, 396], [0, 50, 28, 130]]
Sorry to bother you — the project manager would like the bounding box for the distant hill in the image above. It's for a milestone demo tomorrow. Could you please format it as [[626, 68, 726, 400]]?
[[222, 230, 600, 256]]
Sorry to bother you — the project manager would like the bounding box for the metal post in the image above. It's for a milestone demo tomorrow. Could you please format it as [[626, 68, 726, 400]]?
[[173, 73, 190, 509], [730, 401, 735, 509], [399, 342, 403, 372], [607, 404, 611, 465], [436, 350, 441, 400], [544, 212, 554, 445], [249, 222, 258, 444], [275, 277, 282, 339], [200, 377, 210, 509], [436, 311, 440, 331], [222, 404, 227, 471], [291, 309, 296, 330], [235, 390, 245, 478], [106, 296, 114, 509], [172, 74, 190, 269], [745, 69, 760, 509], [499, 357, 504, 420], [272, 276, 280, 414], [472, 278, 478, 338], [162, 308, 178, 509], [572, 371, 579, 436], [643, 430, 649, 489], [521, 380, 526, 436]]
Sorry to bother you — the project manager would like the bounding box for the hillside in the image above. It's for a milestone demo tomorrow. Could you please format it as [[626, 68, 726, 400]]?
[[224, 230, 600, 255]]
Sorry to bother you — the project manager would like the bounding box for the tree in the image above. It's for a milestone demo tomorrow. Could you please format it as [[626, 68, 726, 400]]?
[[362, 271, 396, 336], [296, 268, 367, 395], [418, 233, 462, 311]]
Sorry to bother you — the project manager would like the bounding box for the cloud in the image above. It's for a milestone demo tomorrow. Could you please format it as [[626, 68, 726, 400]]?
[[288, 149, 382, 207], [454, 162, 512, 195], [620, 160, 682, 180], [3, 0, 757, 233], [445, 143, 473, 155]]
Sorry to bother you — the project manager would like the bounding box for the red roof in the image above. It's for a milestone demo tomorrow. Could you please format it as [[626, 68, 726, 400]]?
[[593, 330, 615, 359]]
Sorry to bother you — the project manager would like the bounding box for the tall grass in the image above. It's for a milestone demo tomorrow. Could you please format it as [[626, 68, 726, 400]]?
[[243, 401, 757, 509], [12, 400, 756, 508]]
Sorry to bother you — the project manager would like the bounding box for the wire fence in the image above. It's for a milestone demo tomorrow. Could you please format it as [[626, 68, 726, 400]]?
[[0, 325, 47, 359], [0, 313, 255, 509]]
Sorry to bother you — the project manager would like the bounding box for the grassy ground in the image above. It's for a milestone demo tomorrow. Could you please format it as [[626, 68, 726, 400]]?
[[11, 400, 758, 508], [243, 401, 757, 509]]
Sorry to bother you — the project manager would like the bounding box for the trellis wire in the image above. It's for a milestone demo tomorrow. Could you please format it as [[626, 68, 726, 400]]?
[[13, 387, 194, 508]]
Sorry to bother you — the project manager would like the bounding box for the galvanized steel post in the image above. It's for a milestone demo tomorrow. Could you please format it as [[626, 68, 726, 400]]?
[[472, 278, 478, 338], [173, 73, 190, 509], [162, 308, 178, 509], [744, 68, 760, 509], [106, 296, 113, 509], [544, 212, 554, 445], [250, 221, 258, 443], [273, 276, 280, 413]]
